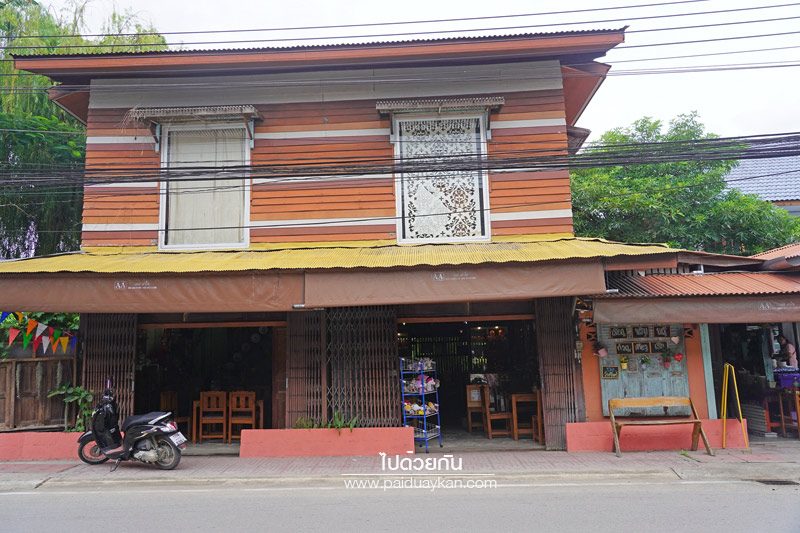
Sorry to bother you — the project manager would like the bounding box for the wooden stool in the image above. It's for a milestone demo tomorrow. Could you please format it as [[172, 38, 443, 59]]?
[[465, 384, 485, 433]]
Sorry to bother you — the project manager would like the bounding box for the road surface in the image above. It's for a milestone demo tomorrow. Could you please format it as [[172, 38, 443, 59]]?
[[1, 478, 798, 532]]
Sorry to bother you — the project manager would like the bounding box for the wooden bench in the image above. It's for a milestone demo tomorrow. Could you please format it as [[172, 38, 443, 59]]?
[[608, 396, 714, 457]]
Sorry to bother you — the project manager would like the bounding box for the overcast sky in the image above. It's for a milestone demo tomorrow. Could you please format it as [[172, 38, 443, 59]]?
[[39, 0, 800, 140]]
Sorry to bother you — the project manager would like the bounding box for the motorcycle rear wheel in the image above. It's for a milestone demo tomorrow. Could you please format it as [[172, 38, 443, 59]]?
[[154, 437, 181, 470], [78, 440, 109, 465]]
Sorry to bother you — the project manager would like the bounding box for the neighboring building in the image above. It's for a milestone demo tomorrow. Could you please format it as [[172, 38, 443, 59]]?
[[2, 30, 798, 452], [725, 155, 800, 216]]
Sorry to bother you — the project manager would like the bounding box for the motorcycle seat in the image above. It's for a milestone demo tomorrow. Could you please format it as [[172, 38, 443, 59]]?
[[121, 411, 170, 432]]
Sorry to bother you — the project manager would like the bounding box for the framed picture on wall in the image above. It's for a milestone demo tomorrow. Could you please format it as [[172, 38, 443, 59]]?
[[632, 326, 650, 338], [602, 366, 620, 379], [654, 325, 670, 337], [651, 341, 669, 353], [634, 342, 651, 354], [616, 342, 633, 355], [610, 327, 628, 339]]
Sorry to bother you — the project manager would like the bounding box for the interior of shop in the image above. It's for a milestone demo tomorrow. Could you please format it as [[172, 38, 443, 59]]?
[[710, 323, 799, 439], [397, 319, 543, 447], [134, 326, 273, 442]]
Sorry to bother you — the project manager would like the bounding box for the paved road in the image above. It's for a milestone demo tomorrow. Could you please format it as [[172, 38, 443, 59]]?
[[1, 478, 798, 532]]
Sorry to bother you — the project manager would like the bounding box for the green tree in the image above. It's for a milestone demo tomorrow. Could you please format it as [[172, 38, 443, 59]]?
[[572, 113, 799, 255], [0, 0, 166, 257]]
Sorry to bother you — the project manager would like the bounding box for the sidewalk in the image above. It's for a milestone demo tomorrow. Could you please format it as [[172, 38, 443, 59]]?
[[2, 439, 799, 492]]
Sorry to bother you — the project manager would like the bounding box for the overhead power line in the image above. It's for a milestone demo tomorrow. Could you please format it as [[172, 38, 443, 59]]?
[[5, 8, 800, 51], [14, 166, 799, 235], [3, 0, 713, 40]]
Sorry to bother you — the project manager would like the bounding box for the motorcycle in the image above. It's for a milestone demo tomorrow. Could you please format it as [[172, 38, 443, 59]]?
[[77, 385, 187, 470]]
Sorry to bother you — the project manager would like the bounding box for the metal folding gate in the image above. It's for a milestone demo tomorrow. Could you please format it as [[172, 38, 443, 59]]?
[[81, 313, 137, 420], [286, 306, 400, 428]]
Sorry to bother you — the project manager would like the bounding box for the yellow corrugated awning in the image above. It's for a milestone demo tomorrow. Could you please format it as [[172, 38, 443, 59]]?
[[0, 237, 679, 274]]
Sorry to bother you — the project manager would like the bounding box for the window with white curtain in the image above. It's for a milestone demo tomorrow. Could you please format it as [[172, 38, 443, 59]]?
[[395, 116, 489, 243], [162, 127, 248, 248]]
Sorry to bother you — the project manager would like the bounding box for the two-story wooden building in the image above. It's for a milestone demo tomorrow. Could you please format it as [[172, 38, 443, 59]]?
[[4, 30, 786, 452]]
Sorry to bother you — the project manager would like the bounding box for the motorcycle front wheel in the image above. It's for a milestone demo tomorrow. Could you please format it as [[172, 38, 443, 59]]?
[[154, 437, 181, 470], [78, 440, 109, 465]]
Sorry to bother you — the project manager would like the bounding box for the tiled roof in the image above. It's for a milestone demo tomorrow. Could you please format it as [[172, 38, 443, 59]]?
[[725, 155, 800, 201], [607, 272, 800, 298], [0, 237, 675, 274]]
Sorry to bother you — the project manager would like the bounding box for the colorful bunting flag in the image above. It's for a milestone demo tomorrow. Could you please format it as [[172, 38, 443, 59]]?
[[35, 322, 47, 339], [53, 329, 62, 341], [15, 312, 22, 321], [8, 328, 20, 346], [41, 335, 51, 353], [68, 336, 77, 353], [22, 332, 32, 349], [25, 320, 38, 335], [32, 335, 42, 353], [59, 336, 69, 353], [0, 312, 9, 323]]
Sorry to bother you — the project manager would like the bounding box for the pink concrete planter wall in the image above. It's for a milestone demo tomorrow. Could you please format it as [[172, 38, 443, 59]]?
[[0, 431, 77, 461], [239, 427, 414, 457], [566, 419, 749, 452]]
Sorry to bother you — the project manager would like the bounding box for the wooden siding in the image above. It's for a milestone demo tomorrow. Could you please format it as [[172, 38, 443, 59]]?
[[81, 88, 571, 247]]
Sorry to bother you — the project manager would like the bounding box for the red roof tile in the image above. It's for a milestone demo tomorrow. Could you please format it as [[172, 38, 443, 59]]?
[[607, 272, 800, 298]]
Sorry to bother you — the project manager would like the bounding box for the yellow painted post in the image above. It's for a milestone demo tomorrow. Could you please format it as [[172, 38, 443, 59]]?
[[721, 363, 750, 450], [721, 364, 729, 448]]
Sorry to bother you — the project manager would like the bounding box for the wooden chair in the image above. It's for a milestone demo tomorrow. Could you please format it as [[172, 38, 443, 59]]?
[[160, 391, 190, 437], [465, 384, 485, 433], [481, 385, 512, 439], [199, 391, 227, 443], [227, 391, 257, 444]]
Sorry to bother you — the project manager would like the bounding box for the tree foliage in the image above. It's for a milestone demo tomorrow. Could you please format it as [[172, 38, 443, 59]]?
[[571, 113, 800, 255], [0, 0, 166, 258]]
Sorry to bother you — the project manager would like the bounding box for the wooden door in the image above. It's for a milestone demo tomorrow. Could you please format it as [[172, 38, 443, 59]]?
[[0, 363, 8, 429]]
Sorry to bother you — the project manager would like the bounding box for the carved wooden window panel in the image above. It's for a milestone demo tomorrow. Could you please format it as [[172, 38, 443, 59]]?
[[395, 116, 490, 243]]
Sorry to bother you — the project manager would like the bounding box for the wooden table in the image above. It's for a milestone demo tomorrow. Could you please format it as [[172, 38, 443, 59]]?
[[511, 392, 543, 443], [764, 388, 799, 438]]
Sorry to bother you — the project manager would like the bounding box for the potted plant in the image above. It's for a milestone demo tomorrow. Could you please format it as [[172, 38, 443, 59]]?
[[661, 353, 672, 369], [619, 355, 629, 371], [639, 355, 651, 369]]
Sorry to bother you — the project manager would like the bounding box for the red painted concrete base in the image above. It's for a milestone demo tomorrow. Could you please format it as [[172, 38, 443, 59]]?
[[566, 419, 749, 452], [0, 431, 78, 461], [239, 427, 414, 457]]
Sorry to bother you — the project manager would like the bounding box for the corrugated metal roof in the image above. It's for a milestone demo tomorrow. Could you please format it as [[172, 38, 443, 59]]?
[[0, 238, 674, 274], [11, 28, 626, 58], [751, 242, 800, 260], [607, 272, 800, 298], [725, 155, 800, 201]]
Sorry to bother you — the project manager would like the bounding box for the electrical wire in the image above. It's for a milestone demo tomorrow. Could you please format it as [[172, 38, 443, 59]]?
[[6, 9, 800, 51]]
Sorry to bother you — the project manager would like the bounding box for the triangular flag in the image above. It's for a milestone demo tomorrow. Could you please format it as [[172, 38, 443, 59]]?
[[35, 322, 47, 339], [32, 335, 42, 353], [15, 312, 23, 321], [22, 332, 32, 349], [26, 320, 37, 335], [53, 329, 62, 341], [8, 328, 20, 345], [59, 336, 69, 353], [41, 335, 51, 353], [0, 312, 9, 323], [68, 336, 77, 353]]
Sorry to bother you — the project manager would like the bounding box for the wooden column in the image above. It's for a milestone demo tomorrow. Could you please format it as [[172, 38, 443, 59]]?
[[536, 297, 585, 450]]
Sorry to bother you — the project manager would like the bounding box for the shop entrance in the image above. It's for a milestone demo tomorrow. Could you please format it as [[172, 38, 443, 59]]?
[[134, 326, 273, 445], [397, 319, 542, 449], [710, 323, 799, 439]]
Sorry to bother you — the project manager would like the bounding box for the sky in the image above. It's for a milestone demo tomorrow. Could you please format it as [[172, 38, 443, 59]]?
[[38, 0, 800, 140]]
